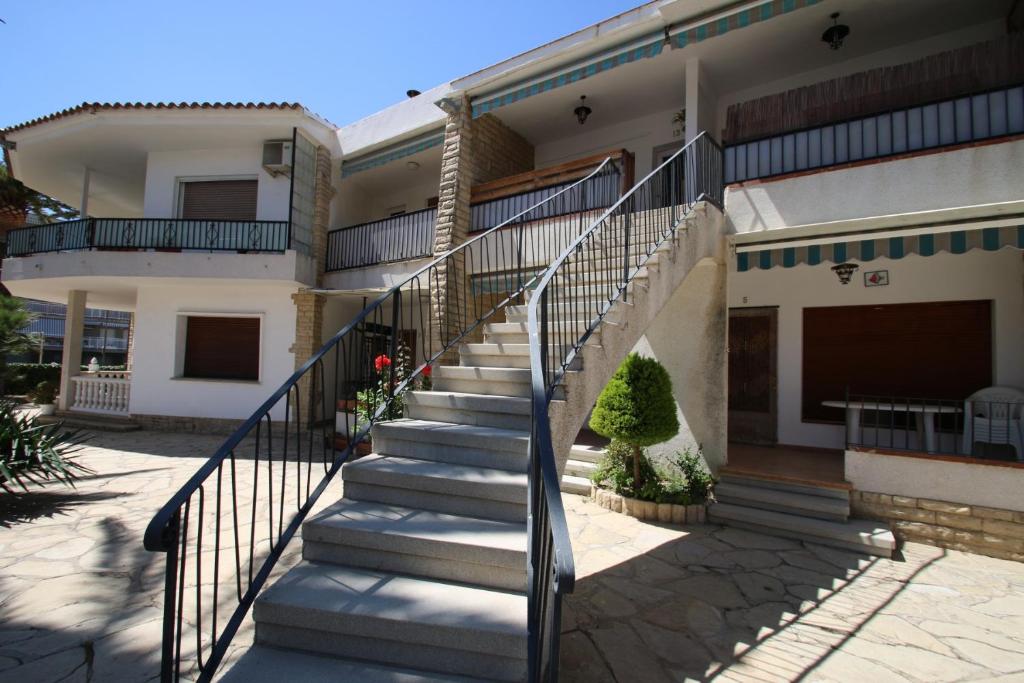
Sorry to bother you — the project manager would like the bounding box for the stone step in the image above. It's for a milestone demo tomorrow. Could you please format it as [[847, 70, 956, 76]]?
[[431, 365, 566, 400], [564, 458, 597, 479], [524, 281, 646, 304], [343, 454, 527, 522], [405, 391, 532, 431], [569, 443, 606, 464], [718, 472, 851, 500], [708, 502, 895, 557], [504, 300, 628, 324], [303, 499, 527, 592], [254, 563, 527, 681], [560, 474, 592, 495], [221, 645, 484, 682], [714, 481, 850, 522], [371, 419, 529, 471], [482, 320, 598, 344], [459, 343, 588, 370]]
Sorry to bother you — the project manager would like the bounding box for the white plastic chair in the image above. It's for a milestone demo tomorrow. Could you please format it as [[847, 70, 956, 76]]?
[[962, 387, 1024, 461]]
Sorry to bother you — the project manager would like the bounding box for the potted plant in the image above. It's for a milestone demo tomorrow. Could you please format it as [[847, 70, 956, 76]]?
[[30, 380, 58, 417], [588, 353, 712, 524]]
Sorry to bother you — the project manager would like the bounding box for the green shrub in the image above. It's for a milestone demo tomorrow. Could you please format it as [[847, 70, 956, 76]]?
[[676, 449, 714, 504], [0, 402, 90, 493], [590, 353, 679, 493], [591, 442, 715, 505], [4, 364, 61, 396], [30, 381, 58, 405]]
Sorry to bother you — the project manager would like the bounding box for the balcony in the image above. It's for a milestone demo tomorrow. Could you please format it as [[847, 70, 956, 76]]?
[[326, 208, 436, 272], [5, 217, 291, 257]]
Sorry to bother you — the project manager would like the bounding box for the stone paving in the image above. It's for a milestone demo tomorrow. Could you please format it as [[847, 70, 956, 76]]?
[[1, 430, 1023, 682], [560, 493, 1024, 682]]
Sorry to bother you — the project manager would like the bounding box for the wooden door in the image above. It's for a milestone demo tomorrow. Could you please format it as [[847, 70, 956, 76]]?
[[729, 307, 778, 445]]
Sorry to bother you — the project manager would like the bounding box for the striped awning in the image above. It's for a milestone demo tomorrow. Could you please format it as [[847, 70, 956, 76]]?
[[735, 222, 1024, 272]]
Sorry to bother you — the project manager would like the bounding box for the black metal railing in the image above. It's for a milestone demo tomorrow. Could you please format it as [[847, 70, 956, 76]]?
[[470, 170, 621, 233], [725, 83, 1024, 183], [843, 392, 1024, 461], [5, 218, 290, 257], [142, 157, 621, 682], [326, 207, 437, 271], [525, 132, 722, 681]]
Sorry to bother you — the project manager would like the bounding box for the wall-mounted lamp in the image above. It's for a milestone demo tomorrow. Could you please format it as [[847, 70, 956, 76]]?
[[574, 96, 592, 125], [821, 13, 850, 50], [831, 262, 859, 284]]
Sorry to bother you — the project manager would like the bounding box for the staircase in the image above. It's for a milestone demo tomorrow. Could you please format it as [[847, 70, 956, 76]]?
[[561, 443, 604, 494], [710, 472, 896, 557]]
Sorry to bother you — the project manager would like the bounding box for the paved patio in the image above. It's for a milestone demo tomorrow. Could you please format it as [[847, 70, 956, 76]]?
[[0, 430, 1022, 682]]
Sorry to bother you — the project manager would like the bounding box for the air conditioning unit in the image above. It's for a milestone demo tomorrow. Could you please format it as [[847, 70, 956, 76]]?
[[262, 140, 293, 177]]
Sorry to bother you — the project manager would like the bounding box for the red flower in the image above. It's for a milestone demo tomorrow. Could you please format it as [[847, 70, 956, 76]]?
[[374, 355, 392, 373], [421, 365, 432, 378]]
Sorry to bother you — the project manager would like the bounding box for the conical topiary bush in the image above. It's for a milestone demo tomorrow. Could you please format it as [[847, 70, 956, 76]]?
[[589, 352, 679, 494]]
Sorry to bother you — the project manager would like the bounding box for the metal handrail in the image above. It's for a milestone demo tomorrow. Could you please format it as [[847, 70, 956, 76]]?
[[326, 207, 437, 271], [142, 156, 621, 682], [525, 132, 723, 680]]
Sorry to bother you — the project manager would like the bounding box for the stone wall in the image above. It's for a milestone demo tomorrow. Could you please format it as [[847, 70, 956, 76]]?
[[132, 413, 246, 435], [310, 144, 334, 286], [852, 490, 1024, 562]]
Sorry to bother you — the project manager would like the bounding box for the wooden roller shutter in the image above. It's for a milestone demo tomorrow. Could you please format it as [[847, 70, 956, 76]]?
[[802, 300, 992, 423], [180, 180, 258, 221], [184, 316, 260, 380]]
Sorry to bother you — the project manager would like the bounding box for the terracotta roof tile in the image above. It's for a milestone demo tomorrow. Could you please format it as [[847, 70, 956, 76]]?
[[1, 101, 336, 134]]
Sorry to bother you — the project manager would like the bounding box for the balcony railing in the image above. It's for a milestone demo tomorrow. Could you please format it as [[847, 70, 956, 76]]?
[[325, 207, 436, 272], [82, 337, 129, 350], [69, 372, 131, 416], [843, 393, 1024, 461], [5, 218, 291, 257], [725, 84, 1024, 184]]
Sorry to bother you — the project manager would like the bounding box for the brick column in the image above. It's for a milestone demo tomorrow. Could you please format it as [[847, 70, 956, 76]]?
[[290, 290, 326, 424], [429, 96, 534, 364], [125, 313, 135, 370], [311, 145, 334, 287]]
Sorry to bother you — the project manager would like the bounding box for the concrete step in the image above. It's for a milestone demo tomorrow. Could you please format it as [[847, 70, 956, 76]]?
[[718, 472, 851, 500], [569, 443, 606, 464], [560, 474, 592, 495], [221, 645, 484, 682], [715, 481, 850, 522], [303, 499, 527, 592], [524, 282, 646, 304], [482, 320, 598, 344], [708, 502, 895, 557], [371, 419, 529, 471], [504, 300, 628, 324], [254, 563, 527, 681], [564, 459, 597, 479], [41, 412, 140, 432], [405, 391, 532, 431], [343, 454, 527, 522], [459, 342, 591, 370], [431, 365, 566, 400]]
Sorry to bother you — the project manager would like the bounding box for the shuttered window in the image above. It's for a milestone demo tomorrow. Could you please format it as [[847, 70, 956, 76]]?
[[179, 180, 258, 220], [183, 316, 260, 381]]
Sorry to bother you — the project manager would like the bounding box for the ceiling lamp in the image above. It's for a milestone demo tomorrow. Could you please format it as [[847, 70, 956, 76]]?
[[821, 13, 850, 50], [574, 96, 592, 125]]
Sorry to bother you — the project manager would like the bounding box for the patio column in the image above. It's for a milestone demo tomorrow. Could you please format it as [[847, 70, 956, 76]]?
[[685, 59, 718, 143], [79, 167, 91, 217], [58, 290, 87, 412]]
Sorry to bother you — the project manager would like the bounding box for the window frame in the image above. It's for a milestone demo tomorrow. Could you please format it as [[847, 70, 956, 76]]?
[[173, 311, 265, 384], [174, 175, 259, 220]]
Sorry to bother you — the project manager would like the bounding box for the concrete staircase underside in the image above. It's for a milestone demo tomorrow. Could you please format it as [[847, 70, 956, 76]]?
[[221, 204, 726, 681], [709, 472, 896, 557]]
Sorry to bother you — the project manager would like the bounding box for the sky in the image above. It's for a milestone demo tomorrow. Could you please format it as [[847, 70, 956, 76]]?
[[1, 1, 643, 130]]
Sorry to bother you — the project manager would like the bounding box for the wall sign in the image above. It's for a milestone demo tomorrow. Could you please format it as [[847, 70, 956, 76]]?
[[864, 269, 889, 287]]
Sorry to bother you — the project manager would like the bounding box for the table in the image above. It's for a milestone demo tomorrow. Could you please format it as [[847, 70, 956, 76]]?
[[823, 400, 961, 454]]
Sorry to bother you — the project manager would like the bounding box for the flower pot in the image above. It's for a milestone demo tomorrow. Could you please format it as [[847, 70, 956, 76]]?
[[36, 404, 56, 416]]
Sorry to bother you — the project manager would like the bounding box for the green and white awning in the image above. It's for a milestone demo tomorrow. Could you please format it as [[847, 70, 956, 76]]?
[[735, 220, 1024, 272]]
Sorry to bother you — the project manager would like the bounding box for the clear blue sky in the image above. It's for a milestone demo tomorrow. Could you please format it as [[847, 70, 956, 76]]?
[[2, 1, 642, 129]]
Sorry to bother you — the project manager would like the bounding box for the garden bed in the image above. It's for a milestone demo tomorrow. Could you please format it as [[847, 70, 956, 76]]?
[[590, 485, 707, 524]]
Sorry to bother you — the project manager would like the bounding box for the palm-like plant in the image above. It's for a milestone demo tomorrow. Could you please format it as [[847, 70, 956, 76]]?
[[0, 402, 90, 493], [0, 160, 78, 223]]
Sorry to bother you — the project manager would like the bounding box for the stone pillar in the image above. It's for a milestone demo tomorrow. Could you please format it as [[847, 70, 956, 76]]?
[[429, 96, 535, 364], [58, 290, 87, 411], [311, 146, 334, 287], [125, 313, 135, 370], [290, 290, 326, 423]]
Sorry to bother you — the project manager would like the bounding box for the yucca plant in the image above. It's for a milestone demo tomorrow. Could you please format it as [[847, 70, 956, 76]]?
[[0, 401, 90, 493]]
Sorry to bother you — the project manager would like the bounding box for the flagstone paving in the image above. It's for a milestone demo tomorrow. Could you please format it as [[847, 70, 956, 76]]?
[[0, 430, 1023, 682], [559, 492, 1024, 682]]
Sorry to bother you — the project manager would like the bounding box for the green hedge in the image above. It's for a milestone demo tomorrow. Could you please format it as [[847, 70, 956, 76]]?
[[4, 364, 62, 396]]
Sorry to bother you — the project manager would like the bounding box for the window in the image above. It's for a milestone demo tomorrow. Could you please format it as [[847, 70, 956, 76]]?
[[179, 179, 258, 220], [183, 316, 260, 381]]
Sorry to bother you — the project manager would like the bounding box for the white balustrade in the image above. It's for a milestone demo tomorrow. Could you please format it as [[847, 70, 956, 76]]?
[[70, 373, 131, 416]]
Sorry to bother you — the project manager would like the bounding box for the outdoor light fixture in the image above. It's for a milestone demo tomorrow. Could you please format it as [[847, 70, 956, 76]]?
[[831, 262, 859, 284], [574, 96, 592, 125], [821, 13, 850, 50]]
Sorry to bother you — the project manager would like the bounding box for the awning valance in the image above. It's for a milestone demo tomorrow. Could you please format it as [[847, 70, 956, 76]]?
[[735, 222, 1024, 272]]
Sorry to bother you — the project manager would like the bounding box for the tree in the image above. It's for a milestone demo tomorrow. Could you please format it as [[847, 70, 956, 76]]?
[[0, 160, 78, 223], [0, 296, 36, 394], [589, 352, 679, 494]]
